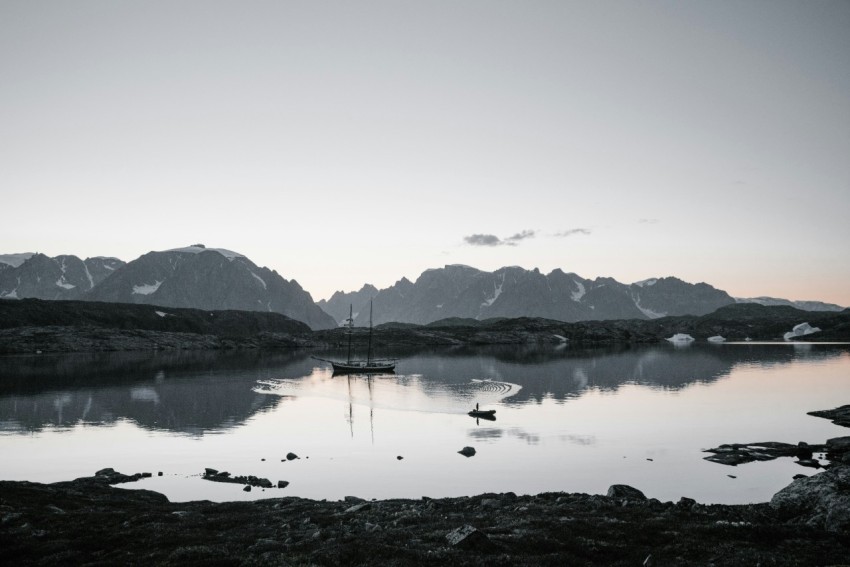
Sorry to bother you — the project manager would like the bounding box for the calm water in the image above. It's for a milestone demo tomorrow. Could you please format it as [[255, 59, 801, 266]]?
[[1, 343, 848, 504]]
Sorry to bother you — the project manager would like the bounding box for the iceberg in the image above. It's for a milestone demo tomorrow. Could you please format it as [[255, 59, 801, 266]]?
[[666, 333, 695, 343], [707, 335, 726, 343], [783, 322, 821, 341]]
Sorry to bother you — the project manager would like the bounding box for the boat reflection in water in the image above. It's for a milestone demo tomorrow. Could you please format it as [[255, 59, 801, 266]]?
[[315, 301, 397, 374]]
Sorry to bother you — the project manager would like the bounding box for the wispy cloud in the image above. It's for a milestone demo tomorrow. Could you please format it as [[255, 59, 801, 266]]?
[[638, 218, 660, 224], [463, 230, 536, 247], [554, 228, 591, 237], [504, 230, 536, 244]]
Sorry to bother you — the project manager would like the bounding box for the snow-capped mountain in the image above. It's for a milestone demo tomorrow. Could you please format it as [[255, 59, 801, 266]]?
[[734, 296, 845, 312], [87, 245, 336, 330], [319, 265, 737, 326], [0, 253, 124, 300]]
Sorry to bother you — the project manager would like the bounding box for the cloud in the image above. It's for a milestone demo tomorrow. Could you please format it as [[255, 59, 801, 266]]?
[[638, 218, 659, 224], [464, 234, 503, 246], [504, 230, 536, 244], [464, 229, 536, 247], [554, 228, 591, 237]]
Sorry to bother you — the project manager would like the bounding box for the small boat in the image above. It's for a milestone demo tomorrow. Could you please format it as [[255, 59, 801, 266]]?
[[468, 409, 496, 418], [321, 301, 397, 374]]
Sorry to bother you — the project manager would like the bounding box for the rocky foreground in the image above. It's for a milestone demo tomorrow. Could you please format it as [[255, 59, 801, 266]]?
[[2, 466, 850, 567]]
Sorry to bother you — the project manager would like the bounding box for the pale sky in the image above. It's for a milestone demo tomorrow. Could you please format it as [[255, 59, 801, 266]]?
[[2, 1, 849, 305]]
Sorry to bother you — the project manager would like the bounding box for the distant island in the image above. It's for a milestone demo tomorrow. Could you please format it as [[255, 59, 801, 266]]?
[[1, 298, 848, 354]]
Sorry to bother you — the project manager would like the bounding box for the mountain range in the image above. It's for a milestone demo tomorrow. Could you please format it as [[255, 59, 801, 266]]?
[[2, 248, 844, 330], [317, 265, 739, 326], [1, 246, 335, 330], [318, 265, 846, 326]]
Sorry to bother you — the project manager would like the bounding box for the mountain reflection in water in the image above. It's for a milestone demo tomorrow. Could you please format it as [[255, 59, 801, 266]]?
[[0, 344, 845, 435], [1, 344, 849, 504]]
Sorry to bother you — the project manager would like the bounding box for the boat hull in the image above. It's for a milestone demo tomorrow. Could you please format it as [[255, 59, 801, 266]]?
[[331, 361, 396, 373], [468, 410, 496, 417]]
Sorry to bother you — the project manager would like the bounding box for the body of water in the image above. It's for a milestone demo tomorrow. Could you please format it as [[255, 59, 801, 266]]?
[[1, 343, 848, 504]]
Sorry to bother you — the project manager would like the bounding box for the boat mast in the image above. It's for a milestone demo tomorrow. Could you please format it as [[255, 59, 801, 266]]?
[[346, 304, 353, 364], [367, 299, 374, 365]]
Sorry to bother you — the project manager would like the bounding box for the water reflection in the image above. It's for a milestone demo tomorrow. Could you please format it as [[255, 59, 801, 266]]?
[[0, 351, 309, 434], [0, 344, 847, 436]]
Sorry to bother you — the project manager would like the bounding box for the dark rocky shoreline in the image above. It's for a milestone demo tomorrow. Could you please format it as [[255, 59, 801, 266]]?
[[2, 299, 849, 354], [3, 465, 850, 566]]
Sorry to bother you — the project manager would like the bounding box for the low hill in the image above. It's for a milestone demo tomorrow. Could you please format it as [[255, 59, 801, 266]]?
[[0, 298, 310, 337], [3, 299, 849, 354]]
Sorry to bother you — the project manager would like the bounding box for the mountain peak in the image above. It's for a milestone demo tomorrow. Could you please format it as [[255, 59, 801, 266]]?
[[164, 245, 245, 261], [0, 252, 36, 268]]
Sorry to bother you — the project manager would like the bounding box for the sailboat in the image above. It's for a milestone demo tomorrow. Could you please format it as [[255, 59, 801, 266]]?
[[325, 300, 397, 374]]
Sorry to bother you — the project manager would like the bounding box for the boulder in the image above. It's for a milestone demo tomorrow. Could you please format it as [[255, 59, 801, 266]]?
[[445, 525, 493, 551], [677, 497, 696, 509], [458, 446, 476, 457], [770, 465, 850, 533], [286, 452, 299, 461], [826, 436, 850, 454], [277, 480, 289, 489], [345, 502, 371, 514], [607, 485, 647, 501]]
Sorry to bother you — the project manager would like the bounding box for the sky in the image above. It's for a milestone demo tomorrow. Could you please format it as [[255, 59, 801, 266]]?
[[2, 0, 849, 305]]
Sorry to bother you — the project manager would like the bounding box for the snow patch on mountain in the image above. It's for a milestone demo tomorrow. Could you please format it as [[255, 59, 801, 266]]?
[[55, 277, 75, 290], [571, 280, 586, 302], [482, 274, 505, 307], [634, 278, 658, 287], [133, 281, 163, 295], [633, 295, 666, 319], [250, 272, 267, 290], [166, 245, 244, 261], [1, 288, 19, 298], [83, 263, 95, 289]]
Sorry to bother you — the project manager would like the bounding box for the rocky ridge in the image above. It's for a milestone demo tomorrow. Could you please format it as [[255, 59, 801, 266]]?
[[2, 465, 849, 566], [3, 300, 850, 354]]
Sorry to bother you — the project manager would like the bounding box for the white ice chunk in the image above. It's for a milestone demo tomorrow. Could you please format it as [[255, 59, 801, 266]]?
[[130, 387, 160, 403], [666, 333, 695, 343], [707, 335, 726, 343], [783, 322, 821, 341]]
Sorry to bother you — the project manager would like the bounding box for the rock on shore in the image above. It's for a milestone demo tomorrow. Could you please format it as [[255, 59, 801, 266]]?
[[2, 469, 850, 566]]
